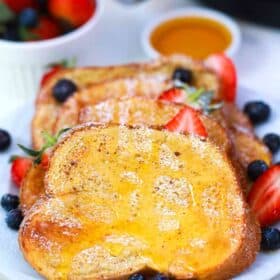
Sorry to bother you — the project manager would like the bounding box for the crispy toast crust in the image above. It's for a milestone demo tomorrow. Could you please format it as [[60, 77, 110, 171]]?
[[32, 56, 219, 149], [20, 164, 45, 215], [19, 124, 260, 280]]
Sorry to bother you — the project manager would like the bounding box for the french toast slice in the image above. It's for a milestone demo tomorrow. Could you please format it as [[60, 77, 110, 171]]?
[[20, 99, 232, 213], [20, 124, 260, 280], [20, 164, 45, 215], [32, 55, 219, 149], [212, 103, 272, 169], [53, 76, 173, 134]]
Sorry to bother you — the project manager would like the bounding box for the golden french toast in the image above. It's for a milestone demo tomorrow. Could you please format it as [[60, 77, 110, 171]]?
[[20, 163, 45, 215], [20, 98, 232, 213], [19, 124, 260, 280], [211, 103, 272, 169], [53, 76, 173, 134], [32, 55, 219, 149]]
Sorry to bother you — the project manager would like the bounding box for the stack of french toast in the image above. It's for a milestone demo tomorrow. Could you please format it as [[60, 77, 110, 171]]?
[[18, 55, 272, 279]]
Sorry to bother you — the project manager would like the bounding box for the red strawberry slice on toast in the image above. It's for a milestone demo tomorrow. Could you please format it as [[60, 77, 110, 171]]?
[[164, 105, 207, 138], [248, 165, 280, 227], [205, 54, 237, 103], [159, 88, 186, 103]]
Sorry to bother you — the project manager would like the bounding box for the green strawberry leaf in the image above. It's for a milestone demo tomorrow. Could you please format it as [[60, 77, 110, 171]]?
[[18, 144, 41, 157], [9, 155, 19, 163], [0, 3, 15, 23], [47, 58, 77, 69], [17, 128, 70, 165], [56, 127, 70, 139]]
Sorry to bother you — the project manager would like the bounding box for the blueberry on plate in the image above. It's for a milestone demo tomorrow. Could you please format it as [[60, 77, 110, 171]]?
[[247, 160, 268, 181], [152, 274, 169, 280], [0, 129, 11, 151], [172, 68, 193, 84], [261, 227, 280, 251], [243, 101, 270, 125], [263, 133, 280, 154], [6, 208, 23, 230], [128, 273, 144, 280], [53, 79, 78, 103], [18, 8, 39, 28], [1, 194, 19, 212]]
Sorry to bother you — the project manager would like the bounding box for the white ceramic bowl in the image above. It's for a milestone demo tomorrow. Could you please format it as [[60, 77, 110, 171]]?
[[0, 0, 103, 103], [142, 7, 241, 59]]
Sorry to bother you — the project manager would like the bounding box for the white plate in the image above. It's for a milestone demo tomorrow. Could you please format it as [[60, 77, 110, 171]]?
[[0, 86, 279, 280]]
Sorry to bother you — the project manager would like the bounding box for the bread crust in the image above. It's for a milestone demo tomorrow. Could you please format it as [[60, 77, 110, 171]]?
[[19, 124, 260, 280]]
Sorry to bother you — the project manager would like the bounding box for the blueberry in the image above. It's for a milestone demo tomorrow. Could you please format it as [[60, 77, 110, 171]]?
[[6, 208, 23, 230], [0, 129, 11, 151], [261, 227, 280, 251], [128, 273, 145, 280], [1, 194, 19, 212], [172, 68, 193, 84], [53, 79, 78, 103], [19, 8, 39, 28], [2, 25, 20, 41], [152, 274, 169, 280], [247, 160, 268, 181], [263, 133, 280, 154], [243, 101, 270, 125]]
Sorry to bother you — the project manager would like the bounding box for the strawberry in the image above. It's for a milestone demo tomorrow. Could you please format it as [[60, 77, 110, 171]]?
[[40, 153, 49, 170], [27, 16, 61, 41], [164, 105, 208, 138], [48, 0, 96, 28], [10, 157, 32, 187], [40, 66, 62, 87], [158, 88, 185, 103], [40, 58, 76, 87], [248, 165, 280, 227], [4, 0, 37, 13], [205, 54, 237, 103]]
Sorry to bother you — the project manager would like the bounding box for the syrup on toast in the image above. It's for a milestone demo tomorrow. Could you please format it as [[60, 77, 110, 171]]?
[[20, 98, 231, 213], [19, 124, 260, 280], [32, 56, 219, 149]]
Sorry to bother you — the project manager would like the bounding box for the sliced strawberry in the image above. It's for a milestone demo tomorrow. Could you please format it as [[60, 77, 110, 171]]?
[[48, 0, 96, 28], [158, 87, 185, 103], [29, 16, 61, 41], [205, 54, 237, 103], [164, 105, 207, 138], [11, 157, 32, 188], [40, 66, 61, 87], [4, 0, 37, 13], [248, 165, 280, 227], [40, 153, 49, 170]]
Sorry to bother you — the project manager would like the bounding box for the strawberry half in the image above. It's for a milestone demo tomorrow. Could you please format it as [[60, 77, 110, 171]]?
[[11, 157, 32, 188], [40, 66, 61, 87], [40, 153, 49, 170], [158, 88, 185, 103], [164, 105, 207, 138], [248, 165, 280, 227], [205, 54, 237, 103]]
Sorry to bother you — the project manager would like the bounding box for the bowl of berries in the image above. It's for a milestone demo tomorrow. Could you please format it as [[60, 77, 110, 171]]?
[[0, 0, 103, 102]]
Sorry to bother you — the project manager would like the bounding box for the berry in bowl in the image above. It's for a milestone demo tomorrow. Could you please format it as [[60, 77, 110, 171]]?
[[0, 0, 103, 102]]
